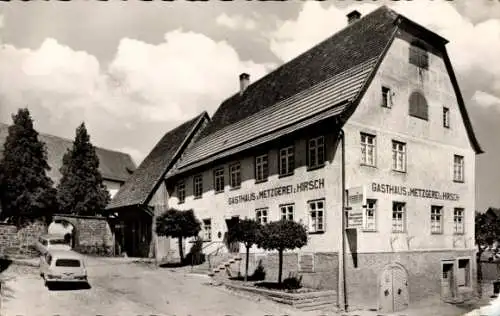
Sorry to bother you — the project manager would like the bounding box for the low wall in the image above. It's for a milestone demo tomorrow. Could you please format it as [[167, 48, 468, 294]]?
[[0, 221, 47, 258], [53, 214, 114, 256]]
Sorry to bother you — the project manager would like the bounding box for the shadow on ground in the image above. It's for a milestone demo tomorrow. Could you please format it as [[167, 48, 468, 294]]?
[[0, 258, 13, 273], [47, 282, 92, 291]]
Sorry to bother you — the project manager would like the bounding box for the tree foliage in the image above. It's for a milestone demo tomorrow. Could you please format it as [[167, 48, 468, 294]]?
[[258, 220, 308, 284], [229, 218, 262, 281], [156, 208, 201, 263], [0, 108, 57, 225], [56, 123, 110, 216]]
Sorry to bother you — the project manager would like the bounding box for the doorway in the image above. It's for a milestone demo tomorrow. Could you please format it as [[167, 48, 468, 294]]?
[[225, 216, 240, 253], [379, 263, 409, 313], [441, 261, 455, 301]]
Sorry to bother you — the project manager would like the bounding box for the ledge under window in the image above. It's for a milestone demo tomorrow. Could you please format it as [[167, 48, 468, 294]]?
[[360, 163, 377, 169], [255, 179, 268, 184], [362, 229, 378, 233], [230, 186, 241, 191], [214, 190, 224, 195], [193, 196, 202, 200], [279, 172, 294, 179], [392, 169, 406, 174], [453, 179, 465, 184], [308, 231, 325, 235], [307, 164, 325, 172]]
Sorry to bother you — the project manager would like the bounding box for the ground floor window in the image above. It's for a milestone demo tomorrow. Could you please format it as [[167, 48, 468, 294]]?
[[392, 202, 405, 232], [256, 208, 268, 224], [431, 205, 443, 234], [280, 204, 294, 221], [308, 199, 325, 233], [364, 199, 377, 231], [203, 219, 212, 241]]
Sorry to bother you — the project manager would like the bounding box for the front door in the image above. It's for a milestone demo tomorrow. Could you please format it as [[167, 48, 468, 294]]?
[[379, 264, 409, 313], [225, 216, 240, 253], [441, 262, 455, 300]]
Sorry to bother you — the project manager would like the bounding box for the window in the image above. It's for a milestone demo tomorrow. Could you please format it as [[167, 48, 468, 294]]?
[[177, 181, 186, 203], [360, 133, 376, 166], [364, 199, 377, 231], [308, 199, 325, 233], [392, 202, 405, 232], [454, 155, 464, 182], [443, 107, 450, 128], [431, 206, 443, 234], [203, 219, 212, 241], [308, 136, 325, 169], [409, 43, 429, 69], [454, 208, 464, 235], [55, 259, 81, 267], [193, 175, 203, 199], [256, 208, 268, 224], [280, 204, 294, 221], [214, 168, 224, 193], [255, 154, 269, 182], [457, 259, 471, 287], [279, 146, 295, 176], [229, 163, 241, 188], [392, 141, 406, 172], [409, 91, 428, 120], [382, 86, 391, 108]]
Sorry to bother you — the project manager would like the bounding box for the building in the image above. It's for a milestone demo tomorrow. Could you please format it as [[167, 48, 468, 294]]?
[[0, 122, 136, 199], [109, 6, 483, 312]]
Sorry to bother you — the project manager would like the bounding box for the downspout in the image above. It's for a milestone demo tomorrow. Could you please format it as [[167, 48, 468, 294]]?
[[338, 128, 348, 312]]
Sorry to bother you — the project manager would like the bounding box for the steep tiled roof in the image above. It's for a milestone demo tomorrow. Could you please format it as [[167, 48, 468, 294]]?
[[173, 6, 399, 172], [0, 123, 136, 184], [107, 112, 209, 209]]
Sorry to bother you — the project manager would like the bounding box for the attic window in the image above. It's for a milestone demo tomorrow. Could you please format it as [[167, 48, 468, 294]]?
[[382, 86, 391, 108], [409, 43, 429, 70], [409, 91, 428, 120]]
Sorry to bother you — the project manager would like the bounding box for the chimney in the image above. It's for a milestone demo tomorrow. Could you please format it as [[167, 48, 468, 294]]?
[[239, 73, 250, 95], [347, 10, 361, 25]]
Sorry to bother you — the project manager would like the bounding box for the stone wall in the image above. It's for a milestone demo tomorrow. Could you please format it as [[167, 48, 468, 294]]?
[[53, 214, 114, 256], [0, 221, 47, 258]]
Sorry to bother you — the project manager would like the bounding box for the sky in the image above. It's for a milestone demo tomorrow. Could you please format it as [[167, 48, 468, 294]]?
[[0, 0, 500, 211]]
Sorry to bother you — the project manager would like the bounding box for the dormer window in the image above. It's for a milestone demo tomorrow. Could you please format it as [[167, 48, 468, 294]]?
[[409, 43, 429, 70], [409, 91, 428, 120]]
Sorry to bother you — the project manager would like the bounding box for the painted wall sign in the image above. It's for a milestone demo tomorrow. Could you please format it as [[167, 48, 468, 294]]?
[[371, 183, 460, 201], [346, 186, 365, 229], [228, 178, 325, 205]]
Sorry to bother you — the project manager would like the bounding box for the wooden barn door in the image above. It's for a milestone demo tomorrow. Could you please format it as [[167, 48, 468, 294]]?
[[379, 264, 409, 313]]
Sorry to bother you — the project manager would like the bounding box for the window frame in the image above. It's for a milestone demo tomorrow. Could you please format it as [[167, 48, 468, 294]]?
[[213, 167, 225, 194], [360, 133, 376, 167], [443, 107, 450, 128], [453, 208, 465, 235], [392, 140, 407, 173], [409, 43, 429, 70], [453, 155, 465, 183], [177, 181, 186, 204], [409, 91, 429, 121], [308, 199, 325, 234], [229, 162, 242, 189], [392, 201, 406, 233], [255, 154, 269, 183], [382, 86, 391, 108], [363, 199, 377, 232], [431, 205, 443, 235], [202, 218, 212, 241], [456, 257, 472, 288], [280, 203, 295, 221], [279, 145, 295, 177], [193, 175, 203, 199], [256, 208, 268, 224], [307, 136, 325, 170]]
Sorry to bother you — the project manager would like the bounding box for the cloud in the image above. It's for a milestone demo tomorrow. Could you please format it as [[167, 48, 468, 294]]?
[[216, 13, 257, 31], [473, 91, 500, 110], [0, 29, 274, 161], [267, 1, 500, 103], [118, 147, 145, 166]]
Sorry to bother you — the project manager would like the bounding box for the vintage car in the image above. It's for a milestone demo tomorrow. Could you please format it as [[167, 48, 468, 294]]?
[[36, 234, 72, 256], [40, 250, 88, 286]]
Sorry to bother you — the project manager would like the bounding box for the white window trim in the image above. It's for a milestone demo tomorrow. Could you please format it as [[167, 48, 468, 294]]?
[[255, 154, 269, 183], [453, 208, 465, 235], [280, 204, 295, 221], [392, 141, 407, 173], [193, 175, 203, 199], [456, 257, 472, 289], [214, 168, 224, 193], [363, 199, 377, 232], [443, 107, 450, 128], [177, 181, 186, 204], [453, 155, 465, 183], [203, 218, 212, 241], [308, 199, 325, 233], [361, 133, 376, 167], [308, 136, 325, 169], [382, 86, 391, 108], [431, 205, 443, 234], [230, 163, 242, 188], [392, 202, 406, 233], [279, 146, 295, 176], [256, 208, 268, 224]]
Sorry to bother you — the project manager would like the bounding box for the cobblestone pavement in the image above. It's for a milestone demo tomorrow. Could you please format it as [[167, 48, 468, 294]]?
[[0, 257, 317, 316]]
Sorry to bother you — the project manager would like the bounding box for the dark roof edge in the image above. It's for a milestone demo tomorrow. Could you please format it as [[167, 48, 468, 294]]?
[[441, 49, 484, 154], [396, 14, 449, 46], [142, 111, 210, 205]]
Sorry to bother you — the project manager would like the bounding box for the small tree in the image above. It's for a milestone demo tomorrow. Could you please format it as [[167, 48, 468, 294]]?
[[229, 218, 262, 281], [0, 108, 57, 225], [156, 208, 201, 263], [57, 123, 110, 216], [475, 211, 499, 287], [258, 220, 308, 284]]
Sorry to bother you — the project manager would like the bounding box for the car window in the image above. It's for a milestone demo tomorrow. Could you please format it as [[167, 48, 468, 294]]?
[[55, 259, 81, 267], [49, 239, 68, 245]]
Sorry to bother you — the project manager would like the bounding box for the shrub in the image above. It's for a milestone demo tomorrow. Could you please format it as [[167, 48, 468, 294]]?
[[250, 260, 266, 281], [283, 274, 303, 291]]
